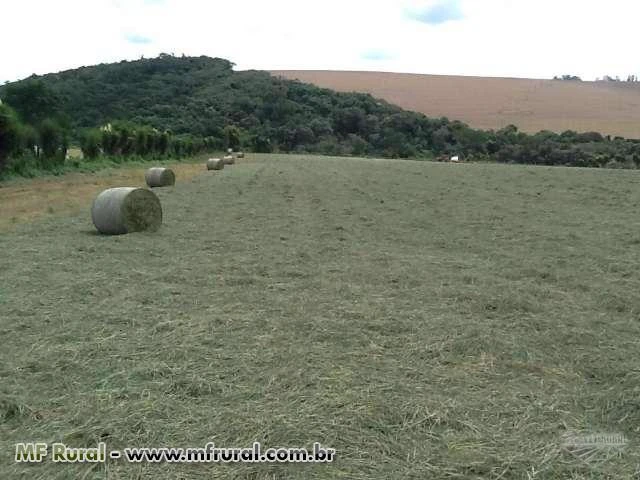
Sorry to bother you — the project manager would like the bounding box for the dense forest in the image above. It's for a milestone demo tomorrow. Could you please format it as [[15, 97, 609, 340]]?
[[1, 54, 640, 177]]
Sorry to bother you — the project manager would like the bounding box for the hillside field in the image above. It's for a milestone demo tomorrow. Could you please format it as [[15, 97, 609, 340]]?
[[1, 154, 640, 478], [271, 71, 640, 139]]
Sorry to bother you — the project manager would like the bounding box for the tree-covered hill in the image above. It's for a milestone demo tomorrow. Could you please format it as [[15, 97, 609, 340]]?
[[1, 54, 640, 170]]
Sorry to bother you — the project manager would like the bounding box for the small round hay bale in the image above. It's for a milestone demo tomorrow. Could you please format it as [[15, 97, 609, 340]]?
[[206, 158, 224, 170], [145, 167, 175, 187], [235, 152, 245, 159], [91, 187, 162, 235], [223, 155, 235, 165], [227, 148, 233, 154]]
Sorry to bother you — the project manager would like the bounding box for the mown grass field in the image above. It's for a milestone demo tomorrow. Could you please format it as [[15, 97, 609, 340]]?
[[1, 154, 640, 479], [0, 157, 212, 231]]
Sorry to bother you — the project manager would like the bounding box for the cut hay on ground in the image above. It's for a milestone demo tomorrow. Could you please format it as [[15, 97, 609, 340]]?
[[223, 155, 235, 165], [145, 167, 175, 187], [91, 187, 162, 235], [206, 158, 224, 170]]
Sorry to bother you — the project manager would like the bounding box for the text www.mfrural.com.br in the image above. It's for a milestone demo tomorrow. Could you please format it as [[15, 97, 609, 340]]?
[[15, 442, 336, 464]]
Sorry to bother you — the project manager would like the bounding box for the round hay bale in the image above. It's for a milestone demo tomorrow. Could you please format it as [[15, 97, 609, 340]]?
[[145, 167, 175, 187], [91, 187, 162, 235], [227, 148, 233, 154], [206, 158, 224, 170], [223, 155, 235, 165], [236, 152, 245, 159]]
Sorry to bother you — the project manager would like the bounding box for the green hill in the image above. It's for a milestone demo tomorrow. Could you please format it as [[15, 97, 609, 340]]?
[[1, 54, 437, 158], [1, 54, 640, 170]]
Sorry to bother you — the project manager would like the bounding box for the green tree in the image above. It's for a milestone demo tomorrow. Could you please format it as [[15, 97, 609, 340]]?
[[20, 124, 39, 157], [80, 129, 102, 159], [0, 104, 22, 168], [223, 125, 241, 150], [1, 79, 62, 126], [157, 131, 170, 155], [135, 128, 150, 156], [101, 128, 119, 156], [37, 119, 64, 165]]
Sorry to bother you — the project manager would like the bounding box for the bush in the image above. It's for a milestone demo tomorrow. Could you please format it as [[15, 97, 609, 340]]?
[[135, 129, 149, 156], [81, 129, 102, 159], [346, 134, 369, 156], [37, 119, 65, 166], [223, 125, 241, 150], [0, 104, 22, 170], [101, 128, 118, 155], [19, 124, 38, 157], [251, 134, 272, 153]]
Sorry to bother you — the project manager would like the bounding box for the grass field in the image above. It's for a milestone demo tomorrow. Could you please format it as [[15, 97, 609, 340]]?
[[1, 154, 640, 479], [0, 158, 211, 231], [271, 70, 640, 139]]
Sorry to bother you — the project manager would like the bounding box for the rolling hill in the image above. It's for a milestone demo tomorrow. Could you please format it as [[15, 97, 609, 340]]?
[[1, 56, 639, 173], [271, 71, 640, 139]]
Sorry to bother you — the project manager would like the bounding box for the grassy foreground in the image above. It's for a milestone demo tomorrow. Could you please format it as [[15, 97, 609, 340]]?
[[1, 154, 639, 479], [0, 154, 215, 231]]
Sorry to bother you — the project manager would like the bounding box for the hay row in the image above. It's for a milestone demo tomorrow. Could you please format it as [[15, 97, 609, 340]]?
[[92, 153, 247, 235]]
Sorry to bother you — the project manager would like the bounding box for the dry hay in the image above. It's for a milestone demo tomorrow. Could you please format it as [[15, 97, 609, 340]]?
[[145, 167, 175, 187], [206, 158, 224, 170], [91, 187, 162, 235], [223, 155, 235, 165], [235, 152, 245, 159]]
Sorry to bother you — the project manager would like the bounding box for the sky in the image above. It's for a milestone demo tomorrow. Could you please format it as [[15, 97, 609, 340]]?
[[1, 0, 639, 83]]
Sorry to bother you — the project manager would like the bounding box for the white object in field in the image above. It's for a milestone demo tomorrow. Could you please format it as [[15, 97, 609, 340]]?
[[450, 155, 459, 162], [91, 187, 162, 235], [235, 152, 245, 159], [223, 155, 235, 165], [145, 167, 175, 187], [227, 148, 233, 154], [206, 158, 224, 170]]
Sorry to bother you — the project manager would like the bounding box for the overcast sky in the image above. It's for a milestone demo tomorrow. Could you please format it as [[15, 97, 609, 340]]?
[[2, 0, 638, 83]]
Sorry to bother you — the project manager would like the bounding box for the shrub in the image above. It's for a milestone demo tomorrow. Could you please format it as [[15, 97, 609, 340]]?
[[81, 129, 102, 159], [37, 119, 65, 165], [223, 125, 241, 150], [20, 124, 38, 156], [0, 104, 22, 170], [347, 134, 369, 156]]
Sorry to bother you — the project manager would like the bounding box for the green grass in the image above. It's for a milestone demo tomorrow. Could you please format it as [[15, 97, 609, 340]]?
[[0, 152, 211, 182], [1, 154, 639, 479]]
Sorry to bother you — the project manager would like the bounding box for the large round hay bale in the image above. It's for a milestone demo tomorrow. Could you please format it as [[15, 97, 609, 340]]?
[[91, 187, 162, 235], [145, 167, 175, 187], [206, 158, 224, 170], [227, 148, 233, 154], [235, 152, 245, 159], [223, 155, 235, 165]]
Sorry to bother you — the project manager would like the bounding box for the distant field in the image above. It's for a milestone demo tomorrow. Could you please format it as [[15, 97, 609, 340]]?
[[2, 154, 640, 478], [271, 70, 640, 139]]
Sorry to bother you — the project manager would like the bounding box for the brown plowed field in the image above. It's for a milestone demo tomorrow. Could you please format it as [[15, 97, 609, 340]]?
[[270, 70, 640, 139]]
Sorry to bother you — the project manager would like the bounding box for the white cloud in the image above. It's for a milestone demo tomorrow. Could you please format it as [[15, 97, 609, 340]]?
[[405, 0, 464, 25], [0, 0, 638, 83]]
